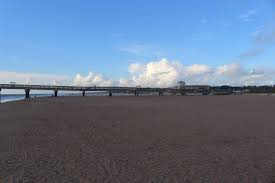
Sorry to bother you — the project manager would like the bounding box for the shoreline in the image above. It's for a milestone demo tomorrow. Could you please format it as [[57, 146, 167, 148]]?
[[1, 92, 274, 104]]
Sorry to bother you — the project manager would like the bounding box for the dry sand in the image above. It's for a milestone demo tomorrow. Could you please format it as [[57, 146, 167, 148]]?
[[0, 96, 275, 182]]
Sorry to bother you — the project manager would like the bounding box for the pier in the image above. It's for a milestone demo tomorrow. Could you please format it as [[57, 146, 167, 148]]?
[[0, 83, 211, 100]]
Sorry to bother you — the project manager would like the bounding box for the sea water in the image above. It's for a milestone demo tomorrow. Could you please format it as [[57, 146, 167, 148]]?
[[0, 94, 53, 103], [0, 92, 114, 103], [2, 92, 253, 103]]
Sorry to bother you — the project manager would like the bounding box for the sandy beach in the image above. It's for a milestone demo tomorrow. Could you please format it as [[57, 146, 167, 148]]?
[[0, 96, 275, 182]]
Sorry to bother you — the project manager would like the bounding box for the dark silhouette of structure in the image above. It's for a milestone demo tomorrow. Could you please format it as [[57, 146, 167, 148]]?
[[0, 83, 211, 99], [0, 83, 273, 101]]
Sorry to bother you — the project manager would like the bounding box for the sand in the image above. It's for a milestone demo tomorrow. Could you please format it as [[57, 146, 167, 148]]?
[[0, 95, 275, 182]]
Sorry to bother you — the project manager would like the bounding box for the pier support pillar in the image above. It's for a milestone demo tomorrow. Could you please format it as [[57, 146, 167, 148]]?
[[135, 91, 139, 96], [158, 91, 163, 96], [82, 90, 86, 97], [109, 91, 112, 97], [25, 88, 30, 99], [180, 89, 186, 96], [54, 89, 58, 97]]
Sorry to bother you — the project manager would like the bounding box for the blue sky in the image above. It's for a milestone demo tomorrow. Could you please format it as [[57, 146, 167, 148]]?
[[0, 0, 275, 86]]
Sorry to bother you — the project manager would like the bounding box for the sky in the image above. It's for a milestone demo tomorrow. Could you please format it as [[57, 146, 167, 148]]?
[[0, 0, 275, 88]]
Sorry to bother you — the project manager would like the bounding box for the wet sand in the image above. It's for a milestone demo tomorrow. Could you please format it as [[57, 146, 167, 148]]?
[[0, 96, 275, 182]]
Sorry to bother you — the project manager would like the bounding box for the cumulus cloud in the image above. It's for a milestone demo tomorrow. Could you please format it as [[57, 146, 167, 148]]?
[[127, 58, 183, 87], [73, 72, 114, 86], [124, 59, 275, 87], [128, 63, 145, 74], [118, 78, 134, 87], [216, 63, 243, 76], [186, 64, 213, 75]]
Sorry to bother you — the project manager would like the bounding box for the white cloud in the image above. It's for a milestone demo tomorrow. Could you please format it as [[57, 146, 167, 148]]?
[[213, 63, 275, 86], [128, 63, 145, 74], [124, 59, 275, 87], [0, 71, 70, 85], [239, 9, 257, 22], [216, 63, 244, 76], [73, 72, 113, 86], [118, 78, 134, 87], [127, 58, 182, 87], [186, 64, 213, 75]]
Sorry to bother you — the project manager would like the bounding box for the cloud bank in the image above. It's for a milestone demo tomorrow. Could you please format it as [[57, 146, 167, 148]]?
[[0, 71, 71, 85], [1, 58, 274, 89], [120, 59, 274, 87]]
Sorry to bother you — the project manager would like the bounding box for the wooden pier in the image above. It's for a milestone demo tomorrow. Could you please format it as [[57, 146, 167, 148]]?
[[0, 84, 209, 99]]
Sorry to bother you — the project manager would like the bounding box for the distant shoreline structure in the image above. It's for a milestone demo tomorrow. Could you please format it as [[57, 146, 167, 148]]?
[[1, 82, 274, 100]]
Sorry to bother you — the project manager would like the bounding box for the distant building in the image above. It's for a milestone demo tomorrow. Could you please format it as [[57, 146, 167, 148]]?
[[177, 81, 186, 89]]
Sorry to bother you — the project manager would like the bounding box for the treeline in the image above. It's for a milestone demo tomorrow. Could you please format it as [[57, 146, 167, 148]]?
[[210, 85, 275, 94]]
